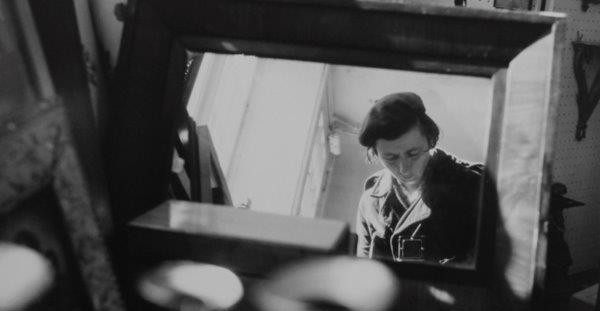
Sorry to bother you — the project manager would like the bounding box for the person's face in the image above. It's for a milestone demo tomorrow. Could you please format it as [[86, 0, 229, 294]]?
[[375, 125, 432, 187]]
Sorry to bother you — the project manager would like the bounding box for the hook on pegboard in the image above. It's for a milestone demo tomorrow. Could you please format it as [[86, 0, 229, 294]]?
[[572, 33, 600, 141], [581, 0, 600, 12]]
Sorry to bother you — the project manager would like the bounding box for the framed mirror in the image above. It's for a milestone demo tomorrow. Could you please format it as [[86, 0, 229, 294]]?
[[180, 52, 493, 270], [109, 0, 565, 309]]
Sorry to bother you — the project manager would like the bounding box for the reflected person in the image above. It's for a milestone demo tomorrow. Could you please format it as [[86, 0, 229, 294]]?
[[355, 92, 483, 264]]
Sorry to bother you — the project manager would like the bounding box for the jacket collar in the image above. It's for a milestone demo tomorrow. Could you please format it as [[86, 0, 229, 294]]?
[[369, 148, 447, 199], [369, 169, 394, 198], [370, 170, 432, 235], [393, 198, 431, 235]]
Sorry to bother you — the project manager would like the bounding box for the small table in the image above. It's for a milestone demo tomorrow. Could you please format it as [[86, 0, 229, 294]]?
[[127, 200, 350, 276]]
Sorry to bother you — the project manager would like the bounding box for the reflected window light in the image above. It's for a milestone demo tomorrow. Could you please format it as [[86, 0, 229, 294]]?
[[171, 151, 185, 174], [427, 285, 456, 306], [178, 128, 189, 145], [220, 41, 239, 52], [0, 243, 54, 311], [253, 257, 399, 311], [138, 261, 243, 310], [329, 132, 341, 156], [168, 201, 211, 229]]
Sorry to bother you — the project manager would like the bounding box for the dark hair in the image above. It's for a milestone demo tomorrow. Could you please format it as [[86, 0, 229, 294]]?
[[358, 92, 439, 153]]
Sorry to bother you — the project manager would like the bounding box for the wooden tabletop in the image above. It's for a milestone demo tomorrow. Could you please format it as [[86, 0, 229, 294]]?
[[129, 200, 349, 252]]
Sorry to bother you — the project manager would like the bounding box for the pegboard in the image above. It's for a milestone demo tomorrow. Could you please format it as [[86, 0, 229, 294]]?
[[547, 0, 600, 274]]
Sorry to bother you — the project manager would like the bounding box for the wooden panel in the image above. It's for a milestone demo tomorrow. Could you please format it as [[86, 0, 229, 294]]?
[[492, 23, 565, 309], [108, 0, 188, 223], [150, 0, 553, 65], [127, 201, 350, 278], [161, 0, 561, 78], [197, 125, 232, 205], [194, 124, 213, 202], [130, 200, 349, 251]]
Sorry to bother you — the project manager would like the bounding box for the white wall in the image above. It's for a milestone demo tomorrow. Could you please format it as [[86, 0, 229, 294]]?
[[322, 132, 381, 228], [330, 66, 493, 163], [227, 59, 326, 215], [186, 54, 258, 175]]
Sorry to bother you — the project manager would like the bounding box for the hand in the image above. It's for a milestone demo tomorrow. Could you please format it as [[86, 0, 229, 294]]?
[[361, 199, 386, 238]]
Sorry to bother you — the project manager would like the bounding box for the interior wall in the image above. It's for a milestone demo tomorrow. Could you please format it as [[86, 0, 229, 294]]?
[[186, 53, 258, 176], [546, 0, 600, 274], [322, 132, 381, 228], [330, 66, 493, 163], [227, 59, 325, 214]]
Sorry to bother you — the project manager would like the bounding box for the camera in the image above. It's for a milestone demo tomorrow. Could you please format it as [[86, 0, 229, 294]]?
[[396, 236, 425, 261]]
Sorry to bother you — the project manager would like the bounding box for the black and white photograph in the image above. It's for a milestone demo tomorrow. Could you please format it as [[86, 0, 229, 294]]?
[[2, 0, 598, 310]]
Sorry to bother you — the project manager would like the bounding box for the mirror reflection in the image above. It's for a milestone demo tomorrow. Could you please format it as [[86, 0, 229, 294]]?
[[175, 52, 493, 268]]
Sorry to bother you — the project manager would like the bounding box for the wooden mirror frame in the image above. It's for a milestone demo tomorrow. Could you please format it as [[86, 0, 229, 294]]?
[[109, 0, 564, 308]]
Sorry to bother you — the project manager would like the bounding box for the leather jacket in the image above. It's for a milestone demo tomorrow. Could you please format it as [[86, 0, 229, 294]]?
[[355, 149, 484, 264]]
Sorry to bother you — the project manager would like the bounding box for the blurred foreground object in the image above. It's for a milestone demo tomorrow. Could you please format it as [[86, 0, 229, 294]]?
[[0, 242, 54, 311], [138, 261, 243, 311], [252, 256, 399, 311]]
